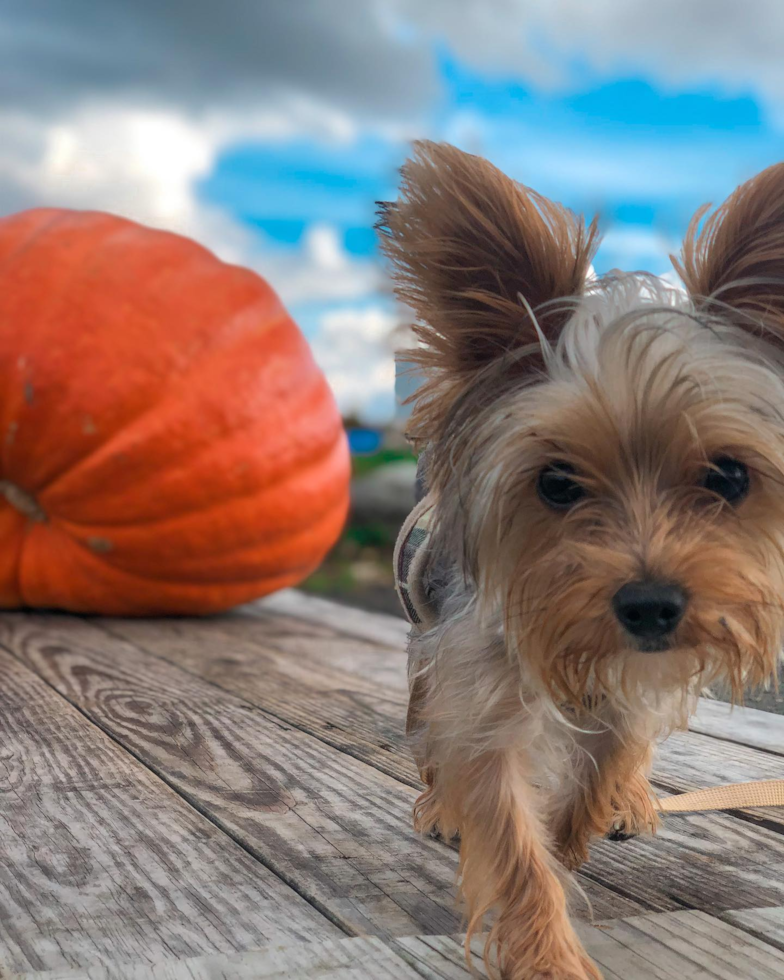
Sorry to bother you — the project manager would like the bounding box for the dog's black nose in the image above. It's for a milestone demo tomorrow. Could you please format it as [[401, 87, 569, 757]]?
[[612, 581, 687, 640]]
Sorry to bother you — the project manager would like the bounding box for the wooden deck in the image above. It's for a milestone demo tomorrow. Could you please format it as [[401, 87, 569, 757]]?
[[1, 590, 783, 979]]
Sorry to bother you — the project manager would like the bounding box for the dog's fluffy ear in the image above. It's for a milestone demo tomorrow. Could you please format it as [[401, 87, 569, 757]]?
[[674, 163, 784, 345], [377, 141, 598, 440]]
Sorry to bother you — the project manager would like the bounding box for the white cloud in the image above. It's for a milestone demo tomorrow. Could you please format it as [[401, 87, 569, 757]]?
[[0, 98, 389, 430], [5, 0, 776, 429], [3, 3, 778, 295], [309, 306, 399, 420], [0, 102, 382, 310], [5, 1, 784, 247], [24, 107, 212, 225], [256, 225, 383, 307], [394, 0, 784, 122], [597, 225, 679, 276]]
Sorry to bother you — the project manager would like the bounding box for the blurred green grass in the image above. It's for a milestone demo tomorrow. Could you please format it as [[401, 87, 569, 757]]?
[[350, 446, 416, 478], [301, 448, 415, 616]]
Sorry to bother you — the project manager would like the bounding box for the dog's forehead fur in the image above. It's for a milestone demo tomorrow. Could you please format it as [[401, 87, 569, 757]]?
[[441, 272, 784, 510], [534, 273, 784, 482]]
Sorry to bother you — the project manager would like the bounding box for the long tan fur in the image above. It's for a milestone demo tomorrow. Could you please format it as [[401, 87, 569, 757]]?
[[377, 140, 599, 443], [384, 145, 784, 980], [674, 162, 784, 345]]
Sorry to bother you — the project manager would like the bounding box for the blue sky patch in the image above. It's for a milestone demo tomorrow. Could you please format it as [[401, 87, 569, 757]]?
[[197, 42, 784, 419]]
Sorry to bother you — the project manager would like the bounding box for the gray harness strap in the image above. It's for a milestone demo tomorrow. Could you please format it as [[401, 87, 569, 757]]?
[[393, 492, 438, 631]]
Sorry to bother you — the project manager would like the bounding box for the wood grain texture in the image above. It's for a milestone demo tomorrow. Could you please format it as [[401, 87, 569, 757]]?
[[103, 607, 784, 807], [722, 907, 784, 953], [10, 936, 423, 980], [579, 809, 784, 914], [98, 609, 784, 917], [95, 613, 645, 922], [98, 610, 419, 788], [690, 700, 784, 756], [392, 934, 489, 979], [20, 912, 784, 980], [0, 613, 464, 941], [6, 593, 783, 978], [654, 731, 784, 829], [576, 909, 784, 980], [0, 648, 338, 976], [393, 911, 784, 980], [254, 591, 410, 649]]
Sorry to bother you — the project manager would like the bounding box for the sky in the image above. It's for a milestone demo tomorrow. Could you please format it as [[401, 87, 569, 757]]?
[[3, 1, 784, 421]]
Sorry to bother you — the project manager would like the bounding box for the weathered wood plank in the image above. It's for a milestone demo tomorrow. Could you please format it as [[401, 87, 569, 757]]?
[[576, 909, 784, 980], [722, 907, 784, 953], [108, 607, 410, 700], [392, 934, 488, 978], [253, 591, 409, 649], [408, 932, 636, 980], [7, 592, 783, 976], [252, 596, 784, 771], [104, 606, 784, 801], [690, 699, 784, 756], [0, 648, 338, 976], [245, 597, 784, 768], [98, 608, 784, 913], [19, 910, 784, 980], [97, 611, 416, 786], [393, 910, 784, 979], [93, 614, 645, 921], [0, 614, 465, 941], [10, 936, 422, 980], [97, 608, 784, 917], [579, 810, 784, 914], [100, 613, 784, 829]]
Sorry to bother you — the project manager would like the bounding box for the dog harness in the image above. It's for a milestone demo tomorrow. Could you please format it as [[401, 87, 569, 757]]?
[[394, 492, 438, 632], [394, 490, 784, 815]]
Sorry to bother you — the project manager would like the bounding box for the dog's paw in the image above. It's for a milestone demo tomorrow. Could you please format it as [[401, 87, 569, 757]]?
[[605, 798, 659, 842], [554, 834, 591, 872], [605, 818, 638, 842]]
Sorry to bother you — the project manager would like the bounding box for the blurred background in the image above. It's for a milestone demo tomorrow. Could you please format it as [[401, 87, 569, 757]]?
[[4, 1, 784, 628]]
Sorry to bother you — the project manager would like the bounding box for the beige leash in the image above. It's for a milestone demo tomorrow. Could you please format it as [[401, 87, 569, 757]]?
[[658, 780, 784, 813]]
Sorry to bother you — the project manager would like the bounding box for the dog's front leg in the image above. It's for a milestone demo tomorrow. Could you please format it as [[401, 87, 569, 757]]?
[[552, 723, 659, 872], [436, 746, 602, 980]]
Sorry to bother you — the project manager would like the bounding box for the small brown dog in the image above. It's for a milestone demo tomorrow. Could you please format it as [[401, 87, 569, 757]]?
[[379, 142, 784, 979]]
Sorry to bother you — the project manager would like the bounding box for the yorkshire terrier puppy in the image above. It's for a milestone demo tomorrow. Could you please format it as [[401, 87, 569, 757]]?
[[379, 142, 784, 979]]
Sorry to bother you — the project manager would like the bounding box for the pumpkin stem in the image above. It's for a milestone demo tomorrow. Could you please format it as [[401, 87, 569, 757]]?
[[0, 480, 46, 522]]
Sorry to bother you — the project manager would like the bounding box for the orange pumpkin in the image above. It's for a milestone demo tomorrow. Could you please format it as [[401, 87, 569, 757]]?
[[0, 208, 350, 614]]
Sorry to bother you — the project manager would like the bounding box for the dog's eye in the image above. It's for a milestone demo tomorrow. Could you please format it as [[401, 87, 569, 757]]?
[[537, 462, 585, 510], [701, 456, 749, 504]]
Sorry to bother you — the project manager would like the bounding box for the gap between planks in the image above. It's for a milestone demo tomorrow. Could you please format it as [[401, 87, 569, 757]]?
[[98, 600, 784, 829], [3, 594, 784, 975], [0, 647, 342, 976], [0, 614, 470, 947], [92, 599, 784, 917], [90, 606, 784, 917], [8, 909, 784, 980]]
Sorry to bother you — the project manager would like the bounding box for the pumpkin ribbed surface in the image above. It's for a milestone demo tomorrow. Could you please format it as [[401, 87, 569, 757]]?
[[0, 208, 350, 614]]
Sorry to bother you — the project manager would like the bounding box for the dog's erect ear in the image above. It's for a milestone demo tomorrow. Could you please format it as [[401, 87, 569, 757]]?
[[674, 163, 784, 344], [377, 141, 598, 439]]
